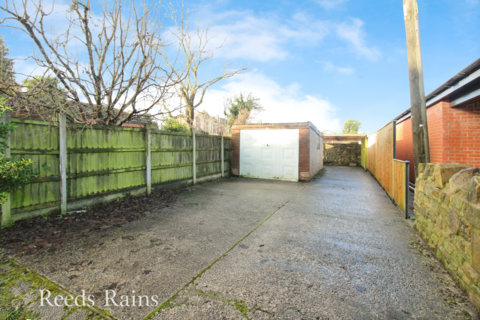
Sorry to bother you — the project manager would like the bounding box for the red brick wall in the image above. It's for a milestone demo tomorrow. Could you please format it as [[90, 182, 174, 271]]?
[[442, 99, 480, 166], [230, 125, 312, 181], [427, 101, 447, 164], [395, 99, 480, 182], [299, 128, 311, 181], [231, 129, 240, 176]]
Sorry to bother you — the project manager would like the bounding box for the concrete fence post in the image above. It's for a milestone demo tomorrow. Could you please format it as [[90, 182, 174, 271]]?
[[1, 110, 12, 226], [146, 126, 152, 195], [59, 113, 68, 214], [221, 133, 224, 178], [192, 129, 196, 185]]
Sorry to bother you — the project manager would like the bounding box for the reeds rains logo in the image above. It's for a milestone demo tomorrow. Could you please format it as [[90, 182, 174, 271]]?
[[40, 290, 160, 307]]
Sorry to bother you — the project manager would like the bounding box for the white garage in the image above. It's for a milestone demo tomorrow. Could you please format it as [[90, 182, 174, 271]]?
[[232, 122, 324, 182], [240, 129, 299, 181]]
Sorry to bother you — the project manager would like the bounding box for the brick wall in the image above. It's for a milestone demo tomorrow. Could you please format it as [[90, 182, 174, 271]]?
[[231, 128, 240, 176], [443, 99, 480, 167], [427, 101, 447, 164], [299, 128, 311, 181], [414, 163, 480, 310], [395, 99, 480, 182]]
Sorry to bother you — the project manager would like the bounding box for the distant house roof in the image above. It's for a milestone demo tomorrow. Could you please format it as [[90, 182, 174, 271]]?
[[323, 134, 366, 143]]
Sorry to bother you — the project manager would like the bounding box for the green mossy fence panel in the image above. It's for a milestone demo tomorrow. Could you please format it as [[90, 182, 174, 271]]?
[[9, 120, 61, 215], [197, 161, 221, 177], [68, 170, 146, 199], [150, 132, 194, 185], [66, 126, 147, 200], [5, 118, 232, 221], [196, 135, 223, 177], [152, 166, 192, 184]]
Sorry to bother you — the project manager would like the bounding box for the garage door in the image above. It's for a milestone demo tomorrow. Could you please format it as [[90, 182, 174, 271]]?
[[240, 129, 299, 181]]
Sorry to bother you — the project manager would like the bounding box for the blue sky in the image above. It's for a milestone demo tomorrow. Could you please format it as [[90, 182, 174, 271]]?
[[2, 0, 479, 134]]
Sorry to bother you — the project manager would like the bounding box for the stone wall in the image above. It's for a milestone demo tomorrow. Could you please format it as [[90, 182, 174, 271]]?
[[323, 143, 361, 166], [414, 163, 480, 310]]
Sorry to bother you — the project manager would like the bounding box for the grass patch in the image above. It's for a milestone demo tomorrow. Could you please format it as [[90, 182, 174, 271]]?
[[0, 254, 109, 320]]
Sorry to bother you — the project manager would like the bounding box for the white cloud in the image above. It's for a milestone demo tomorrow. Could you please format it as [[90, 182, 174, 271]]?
[[322, 61, 354, 75], [198, 72, 342, 133], [336, 18, 381, 60], [466, 0, 478, 5], [194, 8, 380, 63], [316, 0, 349, 10], [201, 11, 330, 62]]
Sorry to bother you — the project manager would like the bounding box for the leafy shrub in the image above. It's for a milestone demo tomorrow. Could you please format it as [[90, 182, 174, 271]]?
[[161, 117, 189, 133], [0, 99, 37, 205]]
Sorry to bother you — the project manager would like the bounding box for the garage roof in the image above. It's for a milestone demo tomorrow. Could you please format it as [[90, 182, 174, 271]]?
[[232, 122, 322, 136]]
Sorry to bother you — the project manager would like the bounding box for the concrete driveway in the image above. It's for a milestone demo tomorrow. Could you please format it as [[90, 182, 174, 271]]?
[[14, 167, 479, 319]]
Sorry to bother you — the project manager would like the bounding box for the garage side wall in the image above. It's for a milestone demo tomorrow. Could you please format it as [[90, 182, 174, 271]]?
[[299, 128, 311, 181], [232, 128, 240, 176], [309, 128, 323, 178]]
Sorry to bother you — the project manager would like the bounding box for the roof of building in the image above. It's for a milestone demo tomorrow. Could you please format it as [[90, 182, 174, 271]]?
[[232, 122, 322, 136], [426, 57, 480, 105], [323, 134, 366, 142], [394, 57, 480, 122]]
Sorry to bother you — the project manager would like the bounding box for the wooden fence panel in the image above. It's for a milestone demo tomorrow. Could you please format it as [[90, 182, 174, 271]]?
[[366, 122, 394, 196], [381, 122, 394, 196], [364, 122, 409, 218], [393, 160, 407, 212], [9, 119, 61, 217], [196, 135, 222, 178], [361, 137, 368, 170], [3, 118, 232, 224], [67, 126, 146, 200], [223, 138, 232, 175], [367, 132, 377, 177], [151, 132, 193, 184]]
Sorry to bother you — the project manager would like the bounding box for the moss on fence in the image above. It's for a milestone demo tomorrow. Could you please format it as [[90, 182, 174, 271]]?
[[5, 118, 231, 224]]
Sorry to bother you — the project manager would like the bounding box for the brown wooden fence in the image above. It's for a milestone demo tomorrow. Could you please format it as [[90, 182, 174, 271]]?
[[362, 121, 410, 218]]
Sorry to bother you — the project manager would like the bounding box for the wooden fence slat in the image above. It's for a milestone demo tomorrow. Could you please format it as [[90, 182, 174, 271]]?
[[362, 122, 410, 219], [221, 133, 224, 178]]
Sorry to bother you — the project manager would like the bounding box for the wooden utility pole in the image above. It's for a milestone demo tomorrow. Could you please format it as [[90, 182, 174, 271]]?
[[403, 0, 430, 179]]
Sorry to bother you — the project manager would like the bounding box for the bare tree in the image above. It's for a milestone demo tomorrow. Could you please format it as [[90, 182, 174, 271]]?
[[159, 3, 248, 129], [0, 0, 182, 125]]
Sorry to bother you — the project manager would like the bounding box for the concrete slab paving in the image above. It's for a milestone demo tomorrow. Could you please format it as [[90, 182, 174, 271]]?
[[9, 167, 480, 319], [152, 167, 479, 320], [16, 178, 305, 320]]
